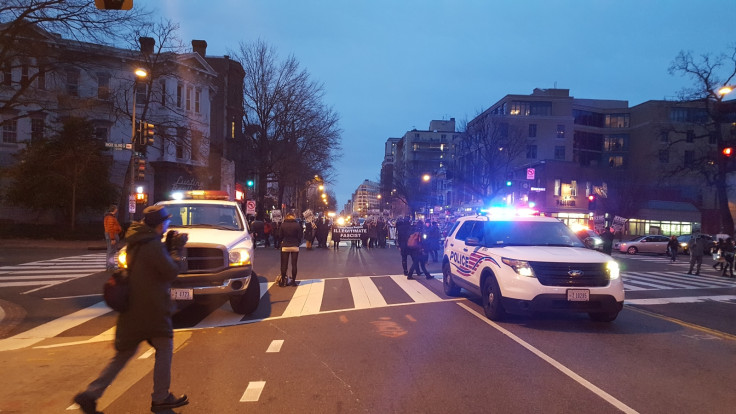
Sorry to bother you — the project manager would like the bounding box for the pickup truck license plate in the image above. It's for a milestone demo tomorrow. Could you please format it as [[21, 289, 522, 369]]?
[[170, 288, 193, 300], [567, 289, 590, 302]]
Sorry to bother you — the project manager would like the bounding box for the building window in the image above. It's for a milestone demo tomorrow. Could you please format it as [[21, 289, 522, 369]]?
[[3, 119, 18, 143], [176, 83, 183, 107], [36, 68, 46, 90], [176, 128, 186, 159], [97, 73, 110, 100], [94, 127, 108, 141], [529, 124, 537, 137], [605, 114, 630, 128], [658, 149, 669, 163], [21, 64, 29, 87], [526, 144, 537, 159], [570, 180, 578, 197], [554, 145, 565, 160], [231, 121, 235, 139], [554, 179, 561, 196], [186, 86, 192, 111], [191, 129, 202, 161], [608, 156, 624, 167], [603, 135, 626, 151], [556, 124, 565, 139], [684, 150, 694, 166], [31, 118, 44, 141], [686, 130, 695, 143], [66, 68, 79, 96], [194, 88, 201, 113], [2, 64, 11, 86], [160, 80, 167, 106], [135, 83, 147, 104]]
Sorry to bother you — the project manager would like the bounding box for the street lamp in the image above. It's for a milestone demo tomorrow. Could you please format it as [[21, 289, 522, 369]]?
[[129, 68, 148, 221]]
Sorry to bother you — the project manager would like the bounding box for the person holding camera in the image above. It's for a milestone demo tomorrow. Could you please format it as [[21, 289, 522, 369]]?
[[74, 205, 189, 413]]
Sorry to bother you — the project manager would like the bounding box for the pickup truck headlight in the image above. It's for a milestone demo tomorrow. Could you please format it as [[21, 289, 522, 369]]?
[[502, 258, 535, 277], [229, 248, 252, 267], [606, 260, 620, 279]]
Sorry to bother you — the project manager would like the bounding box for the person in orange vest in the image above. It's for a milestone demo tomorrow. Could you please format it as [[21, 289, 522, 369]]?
[[104, 205, 123, 270]]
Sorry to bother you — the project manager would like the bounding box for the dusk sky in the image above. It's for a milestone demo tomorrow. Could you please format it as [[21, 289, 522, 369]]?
[[140, 0, 736, 208]]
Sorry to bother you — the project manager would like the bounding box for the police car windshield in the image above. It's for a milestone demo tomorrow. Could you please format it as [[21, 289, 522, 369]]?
[[485, 220, 585, 248], [166, 204, 243, 231]]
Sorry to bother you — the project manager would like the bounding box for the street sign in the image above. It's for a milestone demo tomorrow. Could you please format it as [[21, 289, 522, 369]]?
[[105, 142, 133, 150], [128, 194, 136, 214], [246, 200, 256, 215], [526, 168, 535, 180]]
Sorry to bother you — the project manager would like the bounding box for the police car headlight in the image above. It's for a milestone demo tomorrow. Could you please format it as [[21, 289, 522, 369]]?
[[229, 248, 252, 267], [501, 258, 535, 277], [606, 260, 620, 279], [117, 248, 128, 269]]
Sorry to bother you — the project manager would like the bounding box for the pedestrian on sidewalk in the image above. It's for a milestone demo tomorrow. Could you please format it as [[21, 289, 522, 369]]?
[[278, 211, 303, 286], [74, 206, 189, 414], [103, 205, 122, 270], [687, 232, 707, 275]]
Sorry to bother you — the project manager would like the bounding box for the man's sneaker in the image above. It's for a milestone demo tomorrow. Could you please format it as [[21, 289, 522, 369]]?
[[151, 393, 188, 412], [73, 393, 100, 414]]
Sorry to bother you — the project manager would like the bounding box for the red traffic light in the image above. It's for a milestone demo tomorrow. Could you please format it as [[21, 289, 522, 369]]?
[[723, 147, 734, 157], [588, 195, 596, 201]]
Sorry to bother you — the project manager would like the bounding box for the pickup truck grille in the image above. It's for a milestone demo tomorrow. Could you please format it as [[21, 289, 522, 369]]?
[[529, 262, 609, 287], [185, 247, 226, 273]]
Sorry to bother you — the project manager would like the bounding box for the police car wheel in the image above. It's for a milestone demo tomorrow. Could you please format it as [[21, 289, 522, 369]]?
[[229, 272, 261, 315], [442, 262, 461, 296], [482, 275, 506, 321]]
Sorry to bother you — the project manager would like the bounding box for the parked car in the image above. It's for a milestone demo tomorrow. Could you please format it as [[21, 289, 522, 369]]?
[[617, 235, 670, 255], [677, 234, 716, 255]]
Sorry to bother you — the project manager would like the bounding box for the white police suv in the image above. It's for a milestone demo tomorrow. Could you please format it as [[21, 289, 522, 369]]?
[[119, 190, 260, 315], [442, 211, 624, 322]]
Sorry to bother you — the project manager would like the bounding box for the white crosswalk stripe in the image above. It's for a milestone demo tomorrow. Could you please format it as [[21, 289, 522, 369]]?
[[622, 270, 736, 291], [0, 253, 106, 291]]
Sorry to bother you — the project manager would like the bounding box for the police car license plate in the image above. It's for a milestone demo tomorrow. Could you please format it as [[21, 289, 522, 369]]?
[[170, 288, 193, 300], [567, 289, 590, 302]]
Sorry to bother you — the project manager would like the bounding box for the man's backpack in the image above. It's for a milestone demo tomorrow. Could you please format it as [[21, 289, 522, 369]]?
[[408, 232, 422, 249]]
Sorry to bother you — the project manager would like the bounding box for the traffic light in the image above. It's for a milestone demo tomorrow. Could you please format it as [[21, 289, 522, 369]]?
[[587, 194, 597, 211], [134, 157, 146, 180], [246, 179, 254, 187], [142, 122, 155, 145], [506, 180, 512, 187], [723, 147, 733, 157]]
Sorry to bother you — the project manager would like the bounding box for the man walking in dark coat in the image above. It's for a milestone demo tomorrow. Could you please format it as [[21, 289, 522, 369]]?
[[74, 206, 188, 413]]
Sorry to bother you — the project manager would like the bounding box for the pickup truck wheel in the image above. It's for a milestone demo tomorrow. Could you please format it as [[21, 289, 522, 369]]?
[[588, 310, 619, 322], [442, 262, 461, 296], [482, 275, 506, 321], [229, 272, 261, 315]]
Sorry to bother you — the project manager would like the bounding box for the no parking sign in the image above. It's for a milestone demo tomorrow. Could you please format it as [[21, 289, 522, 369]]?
[[246, 200, 256, 215]]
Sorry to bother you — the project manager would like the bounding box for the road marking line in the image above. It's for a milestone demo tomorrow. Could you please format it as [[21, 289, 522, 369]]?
[[240, 381, 266, 402], [626, 295, 736, 305], [266, 339, 284, 353], [282, 279, 324, 317], [138, 347, 155, 359], [457, 302, 639, 414], [349, 276, 387, 309], [390, 275, 443, 303], [0, 301, 110, 351], [192, 282, 272, 329]]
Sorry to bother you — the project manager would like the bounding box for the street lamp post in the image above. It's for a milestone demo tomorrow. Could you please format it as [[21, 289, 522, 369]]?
[[128, 68, 148, 222]]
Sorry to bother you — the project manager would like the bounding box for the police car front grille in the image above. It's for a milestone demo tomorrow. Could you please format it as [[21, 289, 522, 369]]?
[[529, 262, 609, 287], [185, 247, 226, 272]]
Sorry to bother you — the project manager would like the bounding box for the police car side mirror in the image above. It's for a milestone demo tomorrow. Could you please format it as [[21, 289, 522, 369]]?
[[583, 238, 595, 249], [466, 237, 481, 246]]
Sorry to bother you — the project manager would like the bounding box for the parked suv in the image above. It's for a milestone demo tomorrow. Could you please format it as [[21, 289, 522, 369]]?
[[119, 190, 260, 314], [442, 212, 624, 322]]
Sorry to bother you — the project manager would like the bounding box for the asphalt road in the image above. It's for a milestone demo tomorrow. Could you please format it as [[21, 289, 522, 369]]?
[[0, 243, 735, 413]]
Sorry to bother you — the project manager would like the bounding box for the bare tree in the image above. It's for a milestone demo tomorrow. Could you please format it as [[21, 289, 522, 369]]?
[[668, 46, 736, 233], [234, 39, 341, 217], [0, 0, 149, 120], [451, 115, 526, 205]]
